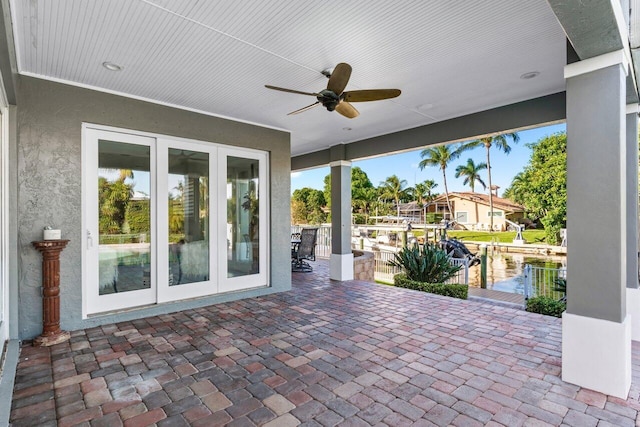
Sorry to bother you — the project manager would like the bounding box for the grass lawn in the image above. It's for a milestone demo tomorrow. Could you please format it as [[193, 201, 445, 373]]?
[[446, 229, 547, 243]]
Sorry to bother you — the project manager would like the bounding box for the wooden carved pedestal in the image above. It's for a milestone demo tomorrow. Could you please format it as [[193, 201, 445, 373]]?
[[31, 240, 70, 347]]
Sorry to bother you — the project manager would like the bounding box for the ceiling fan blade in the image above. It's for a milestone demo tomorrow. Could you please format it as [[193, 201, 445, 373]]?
[[343, 89, 401, 102], [287, 102, 320, 115], [327, 63, 352, 95], [335, 101, 359, 119], [265, 85, 319, 97]]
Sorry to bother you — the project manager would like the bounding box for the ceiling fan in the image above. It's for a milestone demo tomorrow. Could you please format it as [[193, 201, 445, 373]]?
[[265, 63, 401, 119]]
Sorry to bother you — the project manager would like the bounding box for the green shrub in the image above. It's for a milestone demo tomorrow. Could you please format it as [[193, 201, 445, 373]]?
[[388, 242, 461, 283], [352, 214, 367, 224], [526, 296, 566, 317], [394, 274, 468, 299], [425, 213, 443, 224], [125, 199, 150, 233]]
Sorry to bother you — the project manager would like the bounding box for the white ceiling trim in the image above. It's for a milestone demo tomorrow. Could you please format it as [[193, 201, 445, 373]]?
[[19, 71, 291, 133], [564, 49, 628, 78]]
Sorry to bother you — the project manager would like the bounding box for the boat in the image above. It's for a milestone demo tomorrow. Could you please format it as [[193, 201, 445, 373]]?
[[439, 238, 481, 266]]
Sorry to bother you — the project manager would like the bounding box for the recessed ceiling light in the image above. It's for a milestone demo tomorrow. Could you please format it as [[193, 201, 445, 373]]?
[[102, 61, 123, 71], [520, 71, 540, 80], [342, 127, 352, 131]]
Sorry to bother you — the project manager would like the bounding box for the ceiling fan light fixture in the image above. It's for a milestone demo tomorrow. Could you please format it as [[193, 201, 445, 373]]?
[[265, 62, 400, 119], [102, 61, 123, 71], [520, 71, 540, 80], [321, 67, 334, 78]]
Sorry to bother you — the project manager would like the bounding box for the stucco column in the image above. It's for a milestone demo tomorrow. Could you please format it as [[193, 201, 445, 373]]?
[[330, 160, 353, 280], [626, 104, 640, 340], [563, 51, 631, 398]]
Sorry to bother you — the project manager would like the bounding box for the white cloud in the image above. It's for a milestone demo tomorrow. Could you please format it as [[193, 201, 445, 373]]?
[[291, 171, 302, 178]]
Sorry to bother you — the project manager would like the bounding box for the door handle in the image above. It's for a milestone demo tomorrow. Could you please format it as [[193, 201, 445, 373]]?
[[87, 230, 93, 249]]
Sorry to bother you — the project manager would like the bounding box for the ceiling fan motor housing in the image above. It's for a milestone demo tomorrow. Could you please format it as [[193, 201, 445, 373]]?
[[317, 89, 340, 111]]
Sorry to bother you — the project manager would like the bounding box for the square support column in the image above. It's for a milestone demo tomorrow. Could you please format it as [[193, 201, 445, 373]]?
[[563, 52, 631, 398], [625, 104, 640, 341], [329, 160, 353, 281]]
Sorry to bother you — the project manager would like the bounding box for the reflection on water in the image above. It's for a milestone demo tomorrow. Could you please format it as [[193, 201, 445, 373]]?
[[468, 252, 566, 294]]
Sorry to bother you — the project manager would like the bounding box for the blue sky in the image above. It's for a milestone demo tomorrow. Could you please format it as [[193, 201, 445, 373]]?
[[291, 123, 566, 196]]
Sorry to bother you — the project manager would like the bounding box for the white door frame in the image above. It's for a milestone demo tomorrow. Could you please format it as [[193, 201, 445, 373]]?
[[82, 124, 270, 317], [156, 137, 218, 303], [0, 81, 9, 347], [83, 127, 157, 316], [218, 147, 269, 293]]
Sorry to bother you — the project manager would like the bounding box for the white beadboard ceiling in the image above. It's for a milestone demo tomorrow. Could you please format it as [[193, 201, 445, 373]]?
[[9, 0, 566, 157]]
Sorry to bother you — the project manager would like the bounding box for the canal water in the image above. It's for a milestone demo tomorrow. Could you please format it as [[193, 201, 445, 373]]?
[[468, 252, 566, 294]]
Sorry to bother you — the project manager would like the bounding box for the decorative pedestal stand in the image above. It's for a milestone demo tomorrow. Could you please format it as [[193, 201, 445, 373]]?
[[31, 240, 70, 346]]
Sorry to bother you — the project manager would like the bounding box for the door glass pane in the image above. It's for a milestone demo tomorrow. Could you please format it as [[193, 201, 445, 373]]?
[[227, 157, 259, 277], [98, 140, 151, 295], [168, 149, 209, 285]]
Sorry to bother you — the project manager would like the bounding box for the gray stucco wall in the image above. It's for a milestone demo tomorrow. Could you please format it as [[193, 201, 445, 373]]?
[[16, 76, 291, 339]]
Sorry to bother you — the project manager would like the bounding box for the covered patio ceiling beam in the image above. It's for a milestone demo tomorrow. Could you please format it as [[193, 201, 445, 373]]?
[[292, 91, 566, 171], [548, 0, 639, 104]]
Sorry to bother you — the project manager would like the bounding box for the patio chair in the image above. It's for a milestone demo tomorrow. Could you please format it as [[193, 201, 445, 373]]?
[[292, 228, 318, 272]]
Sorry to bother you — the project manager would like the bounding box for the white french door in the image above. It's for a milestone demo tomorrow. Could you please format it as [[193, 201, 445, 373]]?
[[156, 138, 217, 303], [83, 126, 269, 316], [218, 147, 269, 293], [84, 129, 157, 314]]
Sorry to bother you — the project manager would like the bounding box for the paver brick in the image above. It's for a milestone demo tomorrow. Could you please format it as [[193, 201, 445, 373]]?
[[517, 403, 563, 426], [357, 402, 392, 424], [264, 394, 295, 415], [562, 408, 598, 427], [452, 400, 492, 423], [58, 406, 102, 427], [123, 407, 167, 427], [119, 402, 148, 421], [263, 413, 300, 427], [452, 384, 482, 403], [492, 406, 528, 427], [9, 260, 640, 427], [424, 403, 458, 427]]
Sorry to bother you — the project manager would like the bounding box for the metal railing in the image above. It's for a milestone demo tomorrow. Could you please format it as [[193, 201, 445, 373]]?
[[449, 257, 470, 285], [373, 250, 402, 283], [292, 225, 469, 285], [523, 264, 566, 300], [373, 249, 469, 285]]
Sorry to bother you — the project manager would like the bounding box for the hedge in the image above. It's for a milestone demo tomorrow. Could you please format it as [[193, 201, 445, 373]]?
[[525, 296, 565, 317], [393, 274, 468, 300]]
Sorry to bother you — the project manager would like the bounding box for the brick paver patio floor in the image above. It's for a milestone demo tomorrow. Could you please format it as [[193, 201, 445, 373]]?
[[9, 260, 640, 426]]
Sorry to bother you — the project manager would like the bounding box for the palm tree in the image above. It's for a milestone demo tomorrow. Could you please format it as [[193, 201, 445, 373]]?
[[455, 158, 487, 192], [463, 133, 519, 230], [503, 172, 526, 203], [117, 169, 134, 182], [418, 144, 466, 218], [380, 175, 408, 223], [413, 180, 438, 222]]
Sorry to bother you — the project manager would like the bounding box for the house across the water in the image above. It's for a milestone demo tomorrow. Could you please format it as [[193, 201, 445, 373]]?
[[396, 193, 526, 231]]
